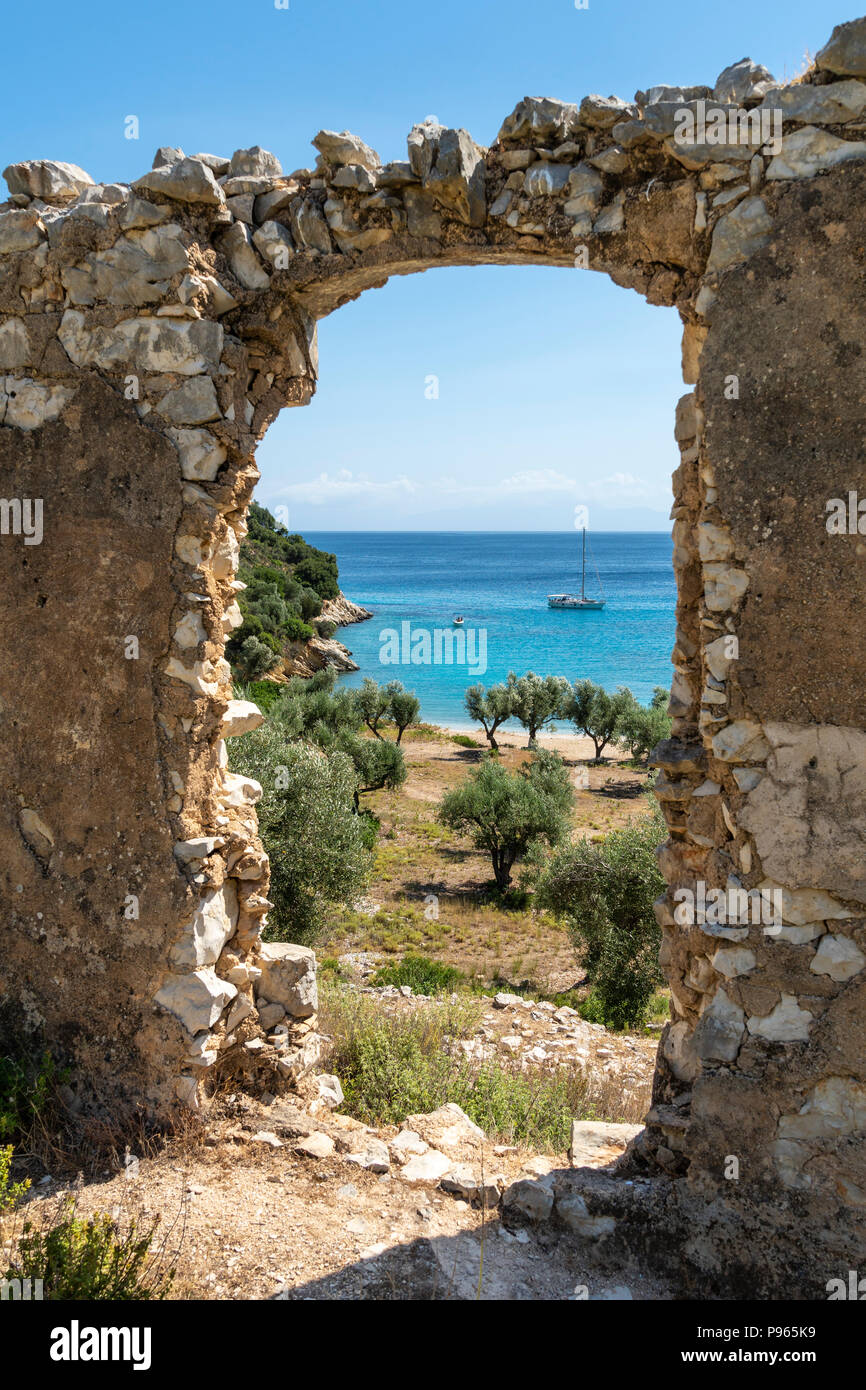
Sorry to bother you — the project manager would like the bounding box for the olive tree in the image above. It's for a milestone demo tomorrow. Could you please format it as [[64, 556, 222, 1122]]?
[[464, 680, 514, 752], [438, 750, 573, 891], [564, 679, 633, 761], [537, 804, 666, 1029], [228, 730, 372, 944], [506, 671, 571, 748]]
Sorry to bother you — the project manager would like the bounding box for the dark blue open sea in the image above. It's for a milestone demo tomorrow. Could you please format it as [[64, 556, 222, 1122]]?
[[305, 532, 676, 729]]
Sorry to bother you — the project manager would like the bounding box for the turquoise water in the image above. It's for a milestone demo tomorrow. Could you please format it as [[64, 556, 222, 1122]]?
[[305, 532, 676, 729]]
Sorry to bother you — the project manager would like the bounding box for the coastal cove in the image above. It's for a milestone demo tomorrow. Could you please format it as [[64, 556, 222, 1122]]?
[[306, 531, 677, 727]]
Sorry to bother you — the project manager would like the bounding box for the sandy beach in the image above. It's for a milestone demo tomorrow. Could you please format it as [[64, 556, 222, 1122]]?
[[438, 724, 626, 763]]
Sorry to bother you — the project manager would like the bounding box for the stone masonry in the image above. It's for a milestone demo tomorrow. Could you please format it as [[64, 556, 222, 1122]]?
[[2, 15, 865, 1294]]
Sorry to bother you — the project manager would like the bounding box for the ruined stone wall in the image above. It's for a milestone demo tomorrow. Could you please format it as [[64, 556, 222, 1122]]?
[[2, 14, 865, 1290]]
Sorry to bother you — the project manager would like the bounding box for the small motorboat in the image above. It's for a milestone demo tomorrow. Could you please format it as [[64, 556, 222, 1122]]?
[[452, 615, 464, 626]]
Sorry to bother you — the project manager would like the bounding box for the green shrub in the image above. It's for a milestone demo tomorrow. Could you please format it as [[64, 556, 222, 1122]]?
[[451, 734, 480, 748], [229, 733, 372, 945], [616, 692, 672, 763], [5, 1197, 174, 1300], [537, 803, 666, 1030], [0, 1049, 59, 1144], [371, 954, 465, 995], [244, 679, 288, 714], [320, 986, 589, 1149], [0, 1145, 30, 1213]]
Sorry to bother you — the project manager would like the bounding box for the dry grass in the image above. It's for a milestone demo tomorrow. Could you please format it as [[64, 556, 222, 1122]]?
[[325, 732, 657, 990]]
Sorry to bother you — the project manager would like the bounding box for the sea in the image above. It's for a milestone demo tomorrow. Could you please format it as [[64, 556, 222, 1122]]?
[[305, 531, 677, 731]]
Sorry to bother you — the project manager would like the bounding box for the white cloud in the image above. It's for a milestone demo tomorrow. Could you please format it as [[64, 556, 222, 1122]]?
[[275, 466, 660, 509]]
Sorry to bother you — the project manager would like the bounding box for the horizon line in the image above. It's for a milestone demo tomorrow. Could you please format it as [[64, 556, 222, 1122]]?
[[294, 527, 674, 535]]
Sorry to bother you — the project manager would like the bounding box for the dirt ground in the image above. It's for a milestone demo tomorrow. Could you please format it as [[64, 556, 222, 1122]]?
[[326, 724, 658, 991], [7, 1078, 663, 1302]]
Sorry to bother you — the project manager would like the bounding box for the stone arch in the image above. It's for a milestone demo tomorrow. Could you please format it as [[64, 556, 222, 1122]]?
[[2, 19, 865, 1290]]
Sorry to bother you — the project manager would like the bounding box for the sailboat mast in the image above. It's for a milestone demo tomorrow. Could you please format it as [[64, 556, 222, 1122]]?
[[581, 527, 587, 600]]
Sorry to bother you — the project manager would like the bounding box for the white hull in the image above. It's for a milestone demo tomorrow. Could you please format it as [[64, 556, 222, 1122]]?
[[547, 595, 605, 610]]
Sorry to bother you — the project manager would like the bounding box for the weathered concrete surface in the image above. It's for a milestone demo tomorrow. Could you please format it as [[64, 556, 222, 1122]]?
[[2, 20, 866, 1294]]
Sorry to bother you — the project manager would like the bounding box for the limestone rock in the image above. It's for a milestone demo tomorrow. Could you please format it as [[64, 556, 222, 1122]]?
[[167, 427, 227, 481], [816, 17, 866, 77], [257, 941, 318, 1018], [3, 159, 94, 203], [418, 126, 486, 227], [578, 94, 637, 129], [331, 164, 377, 192], [154, 967, 237, 1036], [703, 562, 750, 611], [711, 720, 769, 763], [778, 1076, 866, 1140], [759, 880, 855, 927], [315, 1074, 344, 1109], [221, 700, 265, 737], [498, 97, 579, 145], [219, 771, 263, 808], [295, 1132, 335, 1159], [760, 80, 866, 126], [502, 1177, 554, 1221], [390, 1130, 428, 1161], [698, 522, 734, 562], [58, 310, 223, 376], [313, 130, 380, 171], [290, 199, 332, 254], [705, 634, 735, 681], [219, 221, 270, 289], [809, 934, 865, 982], [252, 219, 294, 268], [0, 376, 75, 430], [225, 995, 255, 1032], [402, 1102, 484, 1154], [440, 1164, 502, 1206], [564, 162, 603, 218], [554, 1190, 616, 1238], [712, 58, 777, 105], [0, 319, 31, 369], [171, 882, 238, 969], [345, 1139, 390, 1173], [400, 1150, 452, 1183], [662, 1020, 700, 1083], [118, 196, 169, 230], [692, 987, 745, 1062], [593, 195, 625, 235], [766, 126, 866, 181], [568, 1120, 643, 1167], [706, 195, 772, 272], [228, 146, 283, 179], [192, 153, 230, 176], [62, 224, 190, 307], [493, 991, 526, 1009], [739, 725, 866, 906], [257, 1001, 285, 1030], [747, 993, 812, 1043], [156, 376, 221, 425], [588, 144, 629, 175], [712, 947, 756, 979], [153, 146, 185, 168], [0, 208, 45, 252], [134, 159, 225, 206], [636, 84, 712, 106], [524, 161, 571, 197]]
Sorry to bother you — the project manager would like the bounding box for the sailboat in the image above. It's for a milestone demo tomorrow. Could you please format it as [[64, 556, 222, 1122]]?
[[548, 527, 606, 609]]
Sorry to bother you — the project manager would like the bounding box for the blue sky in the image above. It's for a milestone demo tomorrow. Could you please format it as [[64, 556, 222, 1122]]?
[[2, 0, 845, 529]]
